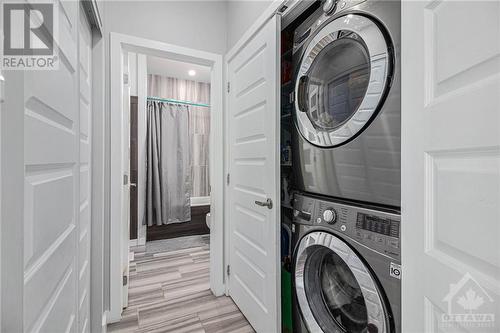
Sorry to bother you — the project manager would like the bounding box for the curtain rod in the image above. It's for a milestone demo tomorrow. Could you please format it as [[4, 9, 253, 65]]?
[[147, 96, 210, 108]]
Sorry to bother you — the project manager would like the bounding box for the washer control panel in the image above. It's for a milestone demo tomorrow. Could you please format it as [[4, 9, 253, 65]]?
[[293, 193, 401, 258]]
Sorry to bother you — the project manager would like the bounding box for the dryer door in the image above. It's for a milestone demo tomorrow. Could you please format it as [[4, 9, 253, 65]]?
[[294, 14, 391, 147], [294, 231, 389, 333]]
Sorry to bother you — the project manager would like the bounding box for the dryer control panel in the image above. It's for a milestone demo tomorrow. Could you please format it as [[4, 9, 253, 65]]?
[[293, 193, 401, 258]]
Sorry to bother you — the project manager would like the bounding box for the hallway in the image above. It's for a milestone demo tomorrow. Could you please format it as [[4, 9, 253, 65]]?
[[108, 237, 254, 333]]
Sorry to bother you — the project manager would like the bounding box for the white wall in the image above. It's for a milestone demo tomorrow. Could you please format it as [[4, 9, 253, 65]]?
[[226, 0, 275, 51], [148, 56, 212, 83], [104, 1, 279, 53], [104, 1, 227, 54], [129, 53, 138, 96]]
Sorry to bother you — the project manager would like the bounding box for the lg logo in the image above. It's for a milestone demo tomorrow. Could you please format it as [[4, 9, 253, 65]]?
[[3, 3, 53, 56]]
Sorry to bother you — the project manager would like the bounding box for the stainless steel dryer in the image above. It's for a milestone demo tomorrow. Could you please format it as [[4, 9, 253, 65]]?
[[292, 0, 401, 208], [292, 193, 401, 333]]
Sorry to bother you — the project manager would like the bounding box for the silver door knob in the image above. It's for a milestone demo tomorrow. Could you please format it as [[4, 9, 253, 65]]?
[[255, 198, 273, 209]]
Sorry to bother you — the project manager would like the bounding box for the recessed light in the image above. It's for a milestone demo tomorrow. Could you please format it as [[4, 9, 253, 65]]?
[[188, 70, 196, 76]]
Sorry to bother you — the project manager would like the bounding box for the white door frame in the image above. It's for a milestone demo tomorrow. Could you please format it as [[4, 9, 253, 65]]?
[[108, 32, 224, 322]]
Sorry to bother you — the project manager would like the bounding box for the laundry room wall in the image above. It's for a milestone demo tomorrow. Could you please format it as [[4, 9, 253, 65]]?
[[103, 1, 228, 54], [226, 0, 275, 50]]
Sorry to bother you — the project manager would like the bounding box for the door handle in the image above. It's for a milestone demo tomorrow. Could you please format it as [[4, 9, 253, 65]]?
[[255, 198, 273, 209], [130, 183, 137, 187], [296, 75, 309, 113]]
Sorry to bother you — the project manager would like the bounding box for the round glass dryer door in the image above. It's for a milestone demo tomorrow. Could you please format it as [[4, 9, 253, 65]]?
[[294, 231, 389, 333], [294, 14, 391, 147]]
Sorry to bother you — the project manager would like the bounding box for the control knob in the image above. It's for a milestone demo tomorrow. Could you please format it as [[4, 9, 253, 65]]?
[[323, 0, 338, 14], [322, 209, 337, 224]]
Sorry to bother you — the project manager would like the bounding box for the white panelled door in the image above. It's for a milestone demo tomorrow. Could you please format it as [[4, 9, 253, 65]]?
[[402, 1, 500, 332], [227, 14, 280, 333], [22, 1, 92, 332]]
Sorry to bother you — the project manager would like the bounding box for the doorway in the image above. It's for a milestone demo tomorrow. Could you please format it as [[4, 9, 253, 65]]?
[[108, 33, 225, 323], [126, 53, 213, 285], [140, 56, 211, 243], [127, 56, 213, 247]]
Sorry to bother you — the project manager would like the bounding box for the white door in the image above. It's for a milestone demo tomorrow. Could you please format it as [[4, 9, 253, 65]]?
[[402, 1, 500, 332], [21, 1, 92, 332], [227, 14, 280, 333]]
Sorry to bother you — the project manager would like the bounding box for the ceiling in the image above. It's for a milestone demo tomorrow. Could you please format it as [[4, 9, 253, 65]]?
[[147, 56, 211, 83]]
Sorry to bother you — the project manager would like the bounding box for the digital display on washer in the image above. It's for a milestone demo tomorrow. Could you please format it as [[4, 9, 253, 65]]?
[[356, 213, 399, 238]]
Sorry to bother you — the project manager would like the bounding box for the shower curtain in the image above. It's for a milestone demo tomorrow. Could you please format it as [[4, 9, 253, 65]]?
[[148, 75, 211, 197], [146, 101, 191, 226], [146, 75, 211, 226]]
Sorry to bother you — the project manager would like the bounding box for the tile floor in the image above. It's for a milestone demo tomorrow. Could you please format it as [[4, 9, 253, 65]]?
[[108, 236, 254, 333]]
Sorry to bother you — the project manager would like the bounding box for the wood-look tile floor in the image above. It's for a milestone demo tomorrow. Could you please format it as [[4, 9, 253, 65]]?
[[107, 242, 255, 333]]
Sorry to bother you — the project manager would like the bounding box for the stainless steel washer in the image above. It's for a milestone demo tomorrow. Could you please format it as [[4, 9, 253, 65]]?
[[292, 0, 401, 208], [292, 193, 401, 333]]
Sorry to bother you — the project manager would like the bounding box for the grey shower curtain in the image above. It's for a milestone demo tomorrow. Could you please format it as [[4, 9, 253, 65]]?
[[146, 101, 191, 226], [148, 75, 211, 197]]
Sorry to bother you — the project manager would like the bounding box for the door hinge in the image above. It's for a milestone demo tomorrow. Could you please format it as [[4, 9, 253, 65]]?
[[123, 73, 129, 85], [0, 74, 5, 103], [227, 265, 231, 276], [226, 173, 230, 185], [123, 275, 128, 286], [227, 82, 230, 93]]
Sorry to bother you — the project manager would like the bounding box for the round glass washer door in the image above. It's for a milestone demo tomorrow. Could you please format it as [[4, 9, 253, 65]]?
[[294, 231, 389, 333], [294, 14, 391, 147]]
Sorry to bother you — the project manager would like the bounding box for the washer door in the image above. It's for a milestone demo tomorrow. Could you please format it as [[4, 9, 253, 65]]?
[[295, 231, 389, 333], [294, 14, 390, 147]]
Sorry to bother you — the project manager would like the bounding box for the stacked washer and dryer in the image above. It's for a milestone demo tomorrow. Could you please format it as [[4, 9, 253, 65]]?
[[289, 0, 401, 332]]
